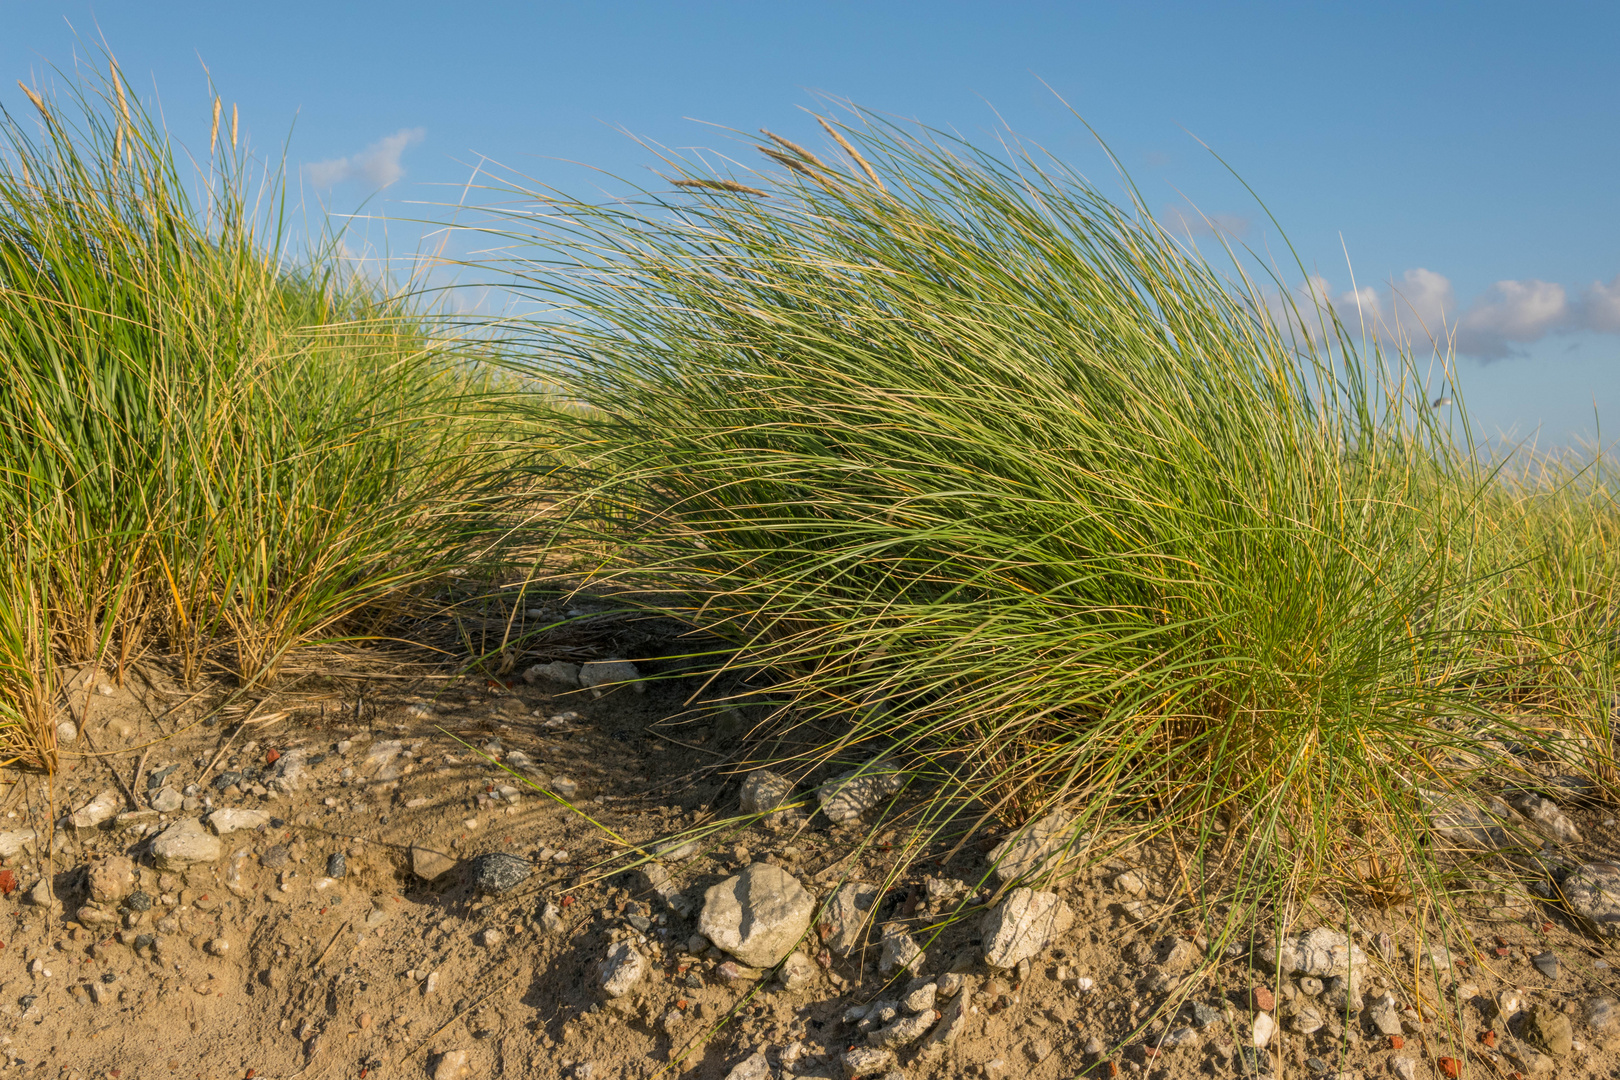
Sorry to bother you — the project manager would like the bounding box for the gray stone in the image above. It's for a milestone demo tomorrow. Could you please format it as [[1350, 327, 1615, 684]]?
[[699, 862, 816, 967], [867, 1010, 935, 1049], [878, 922, 925, 977], [740, 769, 802, 823], [150, 818, 222, 869], [778, 950, 819, 991], [599, 942, 647, 998], [816, 759, 908, 824], [539, 902, 566, 935], [1584, 995, 1617, 1032], [1288, 1003, 1324, 1035], [206, 808, 271, 835], [68, 789, 120, 829], [0, 828, 38, 858], [410, 845, 458, 881], [469, 851, 532, 895], [838, 1047, 895, 1080], [578, 658, 644, 697], [915, 976, 974, 1061], [987, 809, 1085, 885], [86, 855, 135, 904], [326, 852, 347, 879], [1562, 862, 1620, 939], [1524, 1003, 1573, 1056], [522, 661, 581, 688], [1259, 927, 1366, 980], [901, 980, 937, 1014], [980, 888, 1074, 969], [722, 1052, 771, 1080], [431, 1049, 469, 1080], [1431, 795, 1531, 851], [149, 786, 183, 813], [1531, 951, 1560, 979], [818, 881, 879, 956], [1512, 793, 1582, 845]]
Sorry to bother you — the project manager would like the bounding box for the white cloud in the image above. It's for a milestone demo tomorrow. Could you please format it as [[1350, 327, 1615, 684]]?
[[303, 127, 426, 189], [1580, 274, 1620, 333], [1454, 279, 1571, 359], [1266, 267, 1620, 361]]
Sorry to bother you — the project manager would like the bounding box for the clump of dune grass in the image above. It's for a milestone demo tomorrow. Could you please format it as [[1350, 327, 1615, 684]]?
[[0, 52, 510, 769], [481, 111, 1613, 983]]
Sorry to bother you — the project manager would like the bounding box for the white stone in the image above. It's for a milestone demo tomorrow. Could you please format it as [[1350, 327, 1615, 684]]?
[[1253, 1011, 1276, 1048], [55, 720, 78, 746], [980, 888, 1074, 969], [987, 809, 1086, 885], [578, 658, 644, 697], [150, 817, 223, 869], [149, 786, 183, 813], [0, 828, 38, 858], [816, 759, 907, 824], [1563, 863, 1620, 939], [878, 922, 926, 977], [431, 1049, 469, 1080], [1260, 927, 1367, 979], [599, 942, 647, 997], [1512, 793, 1582, 845], [721, 1051, 771, 1080], [522, 661, 581, 688], [699, 862, 816, 968], [206, 808, 271, 835], [68, 789, 120, 829], [818, 881, 880, 956]]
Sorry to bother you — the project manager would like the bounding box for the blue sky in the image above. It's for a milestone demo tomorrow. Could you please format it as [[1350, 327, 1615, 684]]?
[[5, 1, 1618, 445]]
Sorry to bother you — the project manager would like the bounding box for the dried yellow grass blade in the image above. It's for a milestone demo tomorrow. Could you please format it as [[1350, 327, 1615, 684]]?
[[816, 115, 886, 193], [672, 178, 770, 197], [210, 96, 221, 151], [18, 82, 44, 114], [111, 61, 130, 124], [230, 103, 239, 151], [760, 129, 826, 169]]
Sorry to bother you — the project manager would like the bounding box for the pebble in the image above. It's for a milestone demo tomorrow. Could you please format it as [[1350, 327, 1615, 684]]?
[[1525, 1003, 1574, 1056], [326, 852, 347, 879], [987, 809, 1084, 885], [522, 661, 581, 687], [599, 942, 647, 998], [431, 1049, 469, 1080], [698, 862, 816, 967], [149, 787, 183, 813], [1562, 863, 1620, 940], [901, 980, 937, 1014], [739, 769, 802, 823], [1585, 995, 1616, 1031], [980, 888, 1074, 969], [578, 658, 644, 697], [550, 776, 579, 799], [151, 817, 223, 869], [838, 1047, 895, 1079], [206, 808, 271, 835], [1368, 993, 1404, 1036], [867, 1010, 935, 1049], [68, 790, 121, 829], [479, 928, 504, 948], [878, 922, 926, 977], [262, 845, 291, 869], [206, 938, 230, 956], [469, 851, 533, 894], [778, 950, 818, 991], [1253, 1012, 1276, 1048], [1531, 950, 1560, 979], [86, 855, 135, 904], [410, 845, 457, 881], [818, 881, 880, 956], [721, 1051, 771, 1080], [0, 828, 38, 858], [816, 759, 907, 823]]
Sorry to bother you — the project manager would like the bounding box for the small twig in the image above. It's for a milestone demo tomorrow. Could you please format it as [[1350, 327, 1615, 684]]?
[[313, 919, 353, 969]]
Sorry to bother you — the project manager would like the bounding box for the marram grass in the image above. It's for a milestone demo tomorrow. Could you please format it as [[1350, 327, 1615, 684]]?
[[477, 108, 1616, 936], [0, 53, 510, 769]]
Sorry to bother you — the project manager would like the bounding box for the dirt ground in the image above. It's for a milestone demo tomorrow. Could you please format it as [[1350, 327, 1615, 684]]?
[[4, 608, 1619, 1080]]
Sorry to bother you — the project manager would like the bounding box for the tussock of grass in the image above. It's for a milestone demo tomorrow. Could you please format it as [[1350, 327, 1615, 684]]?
[[481, 110, 1616, 932], [0, 53, 508, 769]]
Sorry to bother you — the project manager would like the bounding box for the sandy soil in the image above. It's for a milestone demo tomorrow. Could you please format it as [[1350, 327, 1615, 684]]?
[[4, 611, 1619, 1080]]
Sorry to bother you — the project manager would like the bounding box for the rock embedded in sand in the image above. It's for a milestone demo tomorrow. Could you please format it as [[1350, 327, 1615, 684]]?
[[151, 818, 223, 869], [1259, 927, 1366, 981], [1430, 795, 1532, 851], [1524, 1003, 1573, 1056], [721, 1051, 771, 1080], [818, 881, 879, 956], [86, 855, 135, 904], [838, 1047, 895, 1080], [1252, 1011, 1276, 1048], [598, 941, 647, 998], [410, 845, 458, 881], [1561, 862, 1620, 939], [149, 786, 183, 813], [469, 851, 532, 895], [522, 660, 582, 688], [739, 769, 802, 824], [206, 808, 271, 835], [0, 828, 37, 858], [1511, 793, 1582, 845], [878, 922, 926, 977], [431, 1049, 470, 1080], [816, 759, 908, 824], [778, 950, 818, 991], [578, 658, 644, 697], [1368, 993, 1403, 1036], [868, 1009, 936, 1049], [699, 862, 816, 968], [69, 789, 121, 830], [980, 888, 1074, 970], [987, 809, 1086, 885]]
